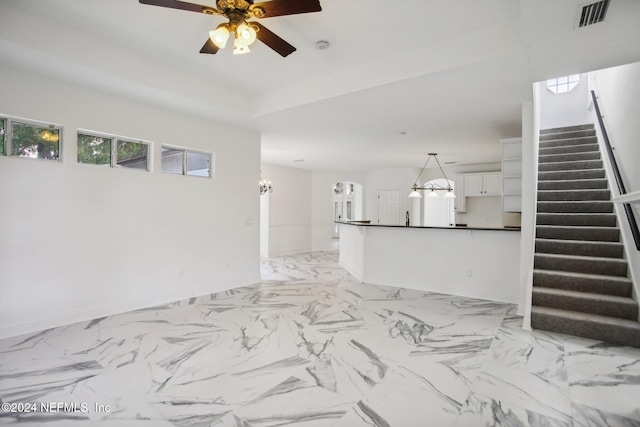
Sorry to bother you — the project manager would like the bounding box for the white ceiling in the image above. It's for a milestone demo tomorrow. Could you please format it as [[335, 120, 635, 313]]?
[[1, 0, 639, 171]]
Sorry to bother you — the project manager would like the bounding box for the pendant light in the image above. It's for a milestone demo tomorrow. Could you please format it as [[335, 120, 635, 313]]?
[[408, 153, 456, 198]]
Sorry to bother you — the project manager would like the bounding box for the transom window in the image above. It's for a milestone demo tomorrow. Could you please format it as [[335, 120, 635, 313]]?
[[78, 131, 150, 171], [0, 118, 5, 156], [161, 146, 212, 178], [546, 74, 580, 94], [0, 116, 62, 160]]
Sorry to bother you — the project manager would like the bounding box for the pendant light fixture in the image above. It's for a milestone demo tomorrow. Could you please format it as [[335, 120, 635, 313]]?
[[408, 153, 456, 199]]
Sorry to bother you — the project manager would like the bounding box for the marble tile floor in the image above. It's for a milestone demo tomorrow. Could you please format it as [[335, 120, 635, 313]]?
[[1, 251, 640, 426]]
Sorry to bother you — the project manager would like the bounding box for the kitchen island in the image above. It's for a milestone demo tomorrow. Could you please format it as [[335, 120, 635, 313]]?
[[338, 221, 523, 307]]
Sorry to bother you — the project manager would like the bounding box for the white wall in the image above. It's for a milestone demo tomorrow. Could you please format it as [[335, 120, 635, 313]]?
[[590, 62, 640, 305], [260, 162, 312, 256], [311, 170, 366, 251], [591, 63, 640, 195], [0, 66, 261, 339], [538, 74, 591, 130]]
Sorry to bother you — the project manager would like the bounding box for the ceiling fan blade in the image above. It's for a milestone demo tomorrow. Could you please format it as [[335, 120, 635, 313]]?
[[253, 22, 296, 57], [139, 0, 216, 14], [199, 38, 220, 54], [251, 0, 321, 18]]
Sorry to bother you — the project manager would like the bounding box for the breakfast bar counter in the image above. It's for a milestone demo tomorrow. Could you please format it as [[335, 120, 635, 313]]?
[[337, 221, 523, 307]]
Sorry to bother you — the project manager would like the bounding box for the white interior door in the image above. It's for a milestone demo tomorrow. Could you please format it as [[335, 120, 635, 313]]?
[[378, 189, 400, 225]]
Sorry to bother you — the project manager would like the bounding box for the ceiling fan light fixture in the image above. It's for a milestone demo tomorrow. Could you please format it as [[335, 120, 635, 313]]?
[[236, 22, 257, 46], [233, 38, 251, 55], [210, 24, 230, 48]]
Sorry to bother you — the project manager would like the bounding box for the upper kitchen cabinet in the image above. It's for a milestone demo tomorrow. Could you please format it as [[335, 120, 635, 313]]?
[[453, 174, 466, 212], [464, 172, 502, 197]]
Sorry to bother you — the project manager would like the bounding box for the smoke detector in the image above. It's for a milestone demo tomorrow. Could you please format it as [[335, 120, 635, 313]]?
[[315, 40, 330, 50]]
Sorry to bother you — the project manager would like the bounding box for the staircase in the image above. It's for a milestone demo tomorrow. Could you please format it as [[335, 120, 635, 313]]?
[[531, 124, 640, 347]]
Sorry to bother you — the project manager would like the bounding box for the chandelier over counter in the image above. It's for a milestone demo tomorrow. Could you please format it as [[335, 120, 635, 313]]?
[[259, 172, 272, 195], [408, 153, 456, 199]]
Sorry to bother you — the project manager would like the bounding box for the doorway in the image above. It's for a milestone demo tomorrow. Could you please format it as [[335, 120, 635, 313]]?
[[332, 182, 363, 237], [378, 189, 400, 225], [260, 191, 269, 257]]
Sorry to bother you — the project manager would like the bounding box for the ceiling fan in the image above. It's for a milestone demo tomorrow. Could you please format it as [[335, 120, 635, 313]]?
[[139, 0, 322, 57]]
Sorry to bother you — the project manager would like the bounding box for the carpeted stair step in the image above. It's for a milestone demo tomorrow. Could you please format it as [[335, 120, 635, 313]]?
[[531, 306, 640, 347], [539, 143, 600, 156], [534, 253, 628, 276], [539, 151, 601, 163], [535, 238, 624, 258], [536, 225, 620, 241], [539, 136, 598, 149], [540, 124, 594, 134], [538, 178, 608, 191], [540, 129, 595, 141], [536, 201, 613, 213], [538, 169, 605, 181], [532, 287, 638, 320], [533, 269, 632, 297], [536, 213, 617, 227], [538, 159, 603, 172], [537, 189, 611, 201]]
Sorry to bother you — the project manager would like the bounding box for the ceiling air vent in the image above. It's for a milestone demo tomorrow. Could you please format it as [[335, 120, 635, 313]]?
[[577, 0, 610, 28]]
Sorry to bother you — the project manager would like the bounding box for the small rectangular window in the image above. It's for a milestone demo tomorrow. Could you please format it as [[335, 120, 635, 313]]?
[[161, 145, 211, 178], [0, 118, 5, 156], [161, 147, 184, 174], [117, 140, 149, 170], [77, 130, 150, 171], [11, 120, 61, 160], [77, 133, 112, 166], [186, 151, 210, 177]]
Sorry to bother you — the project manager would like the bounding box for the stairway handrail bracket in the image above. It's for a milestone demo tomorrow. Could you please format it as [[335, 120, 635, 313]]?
[[591, 90, 640, 251]]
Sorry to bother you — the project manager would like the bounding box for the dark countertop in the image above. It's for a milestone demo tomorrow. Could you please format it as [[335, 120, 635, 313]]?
[[336, 221, 521, 232]]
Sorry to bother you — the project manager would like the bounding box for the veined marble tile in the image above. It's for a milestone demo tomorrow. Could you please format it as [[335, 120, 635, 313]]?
[[2, 250, 640, 426], [564, 348, 640, 422], [455, 391, 573, 427], [335, 366, 464, 427], [471, 360, 572, 423], [571, 402, 640, 427]]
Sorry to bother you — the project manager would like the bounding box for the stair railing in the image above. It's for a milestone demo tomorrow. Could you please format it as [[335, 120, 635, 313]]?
[[591, 90, 640, 250]]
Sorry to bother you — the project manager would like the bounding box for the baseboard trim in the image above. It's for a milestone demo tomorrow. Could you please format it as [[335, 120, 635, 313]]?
[[0, 279, 260, 340]]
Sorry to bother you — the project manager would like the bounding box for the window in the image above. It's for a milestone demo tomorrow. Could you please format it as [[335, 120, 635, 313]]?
[[161, 146, 211, 177], [78, 131, 150, 171], [77, 134, 112, 166], [0, 117, 62, 160], [546, 74, 580, 94], [117, 140, 149, 170], [0, 118, 5, 156]]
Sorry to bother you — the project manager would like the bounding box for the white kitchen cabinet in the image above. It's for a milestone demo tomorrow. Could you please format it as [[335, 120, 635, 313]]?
[[464, 172, 502, 197], [453, 174, 465, 212]]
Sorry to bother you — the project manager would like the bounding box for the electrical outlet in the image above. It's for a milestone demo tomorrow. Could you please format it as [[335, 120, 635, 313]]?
[[178, 268, 184, 279], [465, 268, 472, 277]]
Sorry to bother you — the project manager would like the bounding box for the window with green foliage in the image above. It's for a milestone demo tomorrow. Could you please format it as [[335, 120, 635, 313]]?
[[161, 146, 211, 177], [10, 120, 61, 160], [78, 131, 150, 171], [118, 140, 149, 170], [0, 118, 5, 156], [77, 133, 112, 166]]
